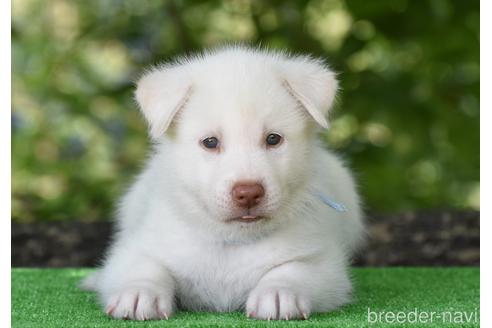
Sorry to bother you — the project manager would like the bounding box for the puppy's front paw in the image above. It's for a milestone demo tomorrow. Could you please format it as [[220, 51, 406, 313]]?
[[246, 286, 311, 320], [104, 286, 174, 320]]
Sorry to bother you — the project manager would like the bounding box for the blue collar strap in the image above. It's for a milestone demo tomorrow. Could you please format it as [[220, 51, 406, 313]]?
[[317, 193, 348, 212]]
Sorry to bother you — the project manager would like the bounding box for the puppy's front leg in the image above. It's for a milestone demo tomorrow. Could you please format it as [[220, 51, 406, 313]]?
[[96, 248, 175, 321], [246, 259, 351, 320]]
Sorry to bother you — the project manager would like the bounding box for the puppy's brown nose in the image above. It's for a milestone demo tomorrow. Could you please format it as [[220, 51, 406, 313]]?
[[232, 182, 265, 209]]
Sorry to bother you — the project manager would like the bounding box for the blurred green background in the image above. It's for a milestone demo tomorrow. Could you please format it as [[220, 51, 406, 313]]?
[[12, 0, 479, 222]]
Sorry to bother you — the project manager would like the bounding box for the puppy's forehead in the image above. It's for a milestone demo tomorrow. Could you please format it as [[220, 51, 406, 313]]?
[[183, 81, 297, 136], [175, 53, 309, 137], [199, 61, 280, 101]]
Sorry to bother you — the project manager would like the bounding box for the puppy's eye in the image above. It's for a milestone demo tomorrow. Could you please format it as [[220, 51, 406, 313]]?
[[202, 137, 219, 149], [266, 133, 282, 146]]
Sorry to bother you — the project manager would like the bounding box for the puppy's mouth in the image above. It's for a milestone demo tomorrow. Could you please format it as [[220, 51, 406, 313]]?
[[227, 215, 266, 223]]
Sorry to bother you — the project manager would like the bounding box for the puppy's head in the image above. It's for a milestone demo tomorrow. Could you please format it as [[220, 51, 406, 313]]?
[[135, 47, 338, 238]]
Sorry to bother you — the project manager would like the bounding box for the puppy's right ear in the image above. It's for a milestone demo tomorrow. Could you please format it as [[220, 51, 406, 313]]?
[[279, 57, 338, 129], [135, 66, 192, 139]]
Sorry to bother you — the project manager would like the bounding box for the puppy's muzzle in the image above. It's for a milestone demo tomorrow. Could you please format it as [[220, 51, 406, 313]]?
[[231, 182, 265, 209]]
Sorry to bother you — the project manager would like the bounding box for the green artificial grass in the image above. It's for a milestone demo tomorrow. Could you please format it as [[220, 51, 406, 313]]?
[[12, 268, 479, 328]]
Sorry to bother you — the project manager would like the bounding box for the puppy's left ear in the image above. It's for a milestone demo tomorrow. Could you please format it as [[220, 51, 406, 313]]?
[[280, 57, 338, 129], [135, 65, 193, 139]]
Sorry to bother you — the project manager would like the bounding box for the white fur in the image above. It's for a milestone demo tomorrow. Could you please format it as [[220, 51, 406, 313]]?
[[83, 46, 365, 321]]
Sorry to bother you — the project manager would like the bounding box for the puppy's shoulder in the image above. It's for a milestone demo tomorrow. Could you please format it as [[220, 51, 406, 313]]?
[[115, 144, 175, 232]]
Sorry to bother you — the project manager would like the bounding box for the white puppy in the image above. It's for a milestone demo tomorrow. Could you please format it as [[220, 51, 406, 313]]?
[[82, 46, 365, 321]]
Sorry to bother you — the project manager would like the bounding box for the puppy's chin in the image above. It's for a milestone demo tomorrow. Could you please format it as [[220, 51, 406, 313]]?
[[217, 219, 279, 245], [179, 193, 281, 242], [194, 210, 280, 244]]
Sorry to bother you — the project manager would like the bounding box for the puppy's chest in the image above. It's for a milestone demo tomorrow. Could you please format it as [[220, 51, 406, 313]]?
[[165, 243, 280, 311]]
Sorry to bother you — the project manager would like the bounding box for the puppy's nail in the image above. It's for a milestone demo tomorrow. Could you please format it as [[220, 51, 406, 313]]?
[[105, 305, 115, 316], [302, 312, 309, 320]]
